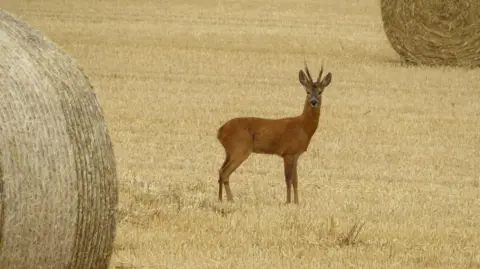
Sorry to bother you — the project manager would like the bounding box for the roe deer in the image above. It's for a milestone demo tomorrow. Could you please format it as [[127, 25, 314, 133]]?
[[216, 61, 333, 204]]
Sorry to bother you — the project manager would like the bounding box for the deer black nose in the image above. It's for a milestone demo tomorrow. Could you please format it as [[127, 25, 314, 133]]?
[[310, 99, 318, 107]]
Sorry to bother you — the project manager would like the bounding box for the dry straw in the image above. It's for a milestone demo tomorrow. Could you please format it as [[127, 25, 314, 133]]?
[[0, 9, 118, 269], [380, 0, 480, 68]]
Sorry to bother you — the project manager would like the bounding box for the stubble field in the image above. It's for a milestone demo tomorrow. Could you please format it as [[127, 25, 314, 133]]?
[[3, 0, 480, 268]]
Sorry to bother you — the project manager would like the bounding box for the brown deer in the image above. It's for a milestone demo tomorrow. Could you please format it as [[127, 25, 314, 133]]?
[[216, 61, 332, 204]]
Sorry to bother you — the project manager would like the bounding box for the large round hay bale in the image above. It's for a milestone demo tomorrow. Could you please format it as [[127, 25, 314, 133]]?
[[0, 9, 118, 269], [380, 0, 480, 67]]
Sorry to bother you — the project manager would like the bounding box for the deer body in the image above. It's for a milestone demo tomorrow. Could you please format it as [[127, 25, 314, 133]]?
[[218, 99, 320, 156], [217, 62, 332, 204]]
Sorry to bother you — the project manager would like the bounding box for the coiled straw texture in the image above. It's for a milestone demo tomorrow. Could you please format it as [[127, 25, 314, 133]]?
[[380, 0, 480, 68], [0, 9, 118, 269]]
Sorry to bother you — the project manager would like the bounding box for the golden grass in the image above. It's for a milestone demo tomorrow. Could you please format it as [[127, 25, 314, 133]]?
[[4, 0, 480, 268]]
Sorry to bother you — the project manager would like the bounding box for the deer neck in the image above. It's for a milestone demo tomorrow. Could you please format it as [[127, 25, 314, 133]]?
[[301, 96, 321, 137]]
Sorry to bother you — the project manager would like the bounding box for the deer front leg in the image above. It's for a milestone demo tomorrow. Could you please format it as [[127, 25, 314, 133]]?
[[291, 156, 299, 204], [283, 155, 296, 204]]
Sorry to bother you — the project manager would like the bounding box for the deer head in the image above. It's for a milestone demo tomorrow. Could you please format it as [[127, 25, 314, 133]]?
[[298, 61, 332, 107]]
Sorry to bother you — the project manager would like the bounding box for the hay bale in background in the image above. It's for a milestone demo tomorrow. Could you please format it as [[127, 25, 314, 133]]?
[[380, 0, 480, 68], [0, 9, 118, 269]]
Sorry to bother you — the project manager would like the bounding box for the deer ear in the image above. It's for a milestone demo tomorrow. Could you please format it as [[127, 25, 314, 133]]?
[[320, 72, 332, 88], [299, 70, 309, 87]]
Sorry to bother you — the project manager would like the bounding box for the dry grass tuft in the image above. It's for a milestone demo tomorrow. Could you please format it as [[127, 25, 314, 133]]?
[[337, 220, 366, 247], [381, 0, 480, 67], [0, 8, 117, 269]]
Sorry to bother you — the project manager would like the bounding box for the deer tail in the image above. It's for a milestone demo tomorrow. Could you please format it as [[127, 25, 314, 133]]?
[[217, 125, 225, 140]]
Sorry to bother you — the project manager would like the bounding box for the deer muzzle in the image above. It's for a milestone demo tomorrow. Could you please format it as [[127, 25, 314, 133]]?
[[309, 96, 319, 107]]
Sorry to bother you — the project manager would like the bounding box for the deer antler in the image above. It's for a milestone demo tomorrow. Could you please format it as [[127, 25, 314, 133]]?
[[304, 60, 313, 83], [316, 61, 324, 83]]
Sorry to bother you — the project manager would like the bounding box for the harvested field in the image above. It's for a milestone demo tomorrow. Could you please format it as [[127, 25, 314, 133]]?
[[4, 0, 480, 268]]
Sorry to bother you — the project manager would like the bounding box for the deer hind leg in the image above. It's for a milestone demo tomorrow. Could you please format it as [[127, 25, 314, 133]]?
[[218, 154, 230, 201], [218, 149, 250, 202]]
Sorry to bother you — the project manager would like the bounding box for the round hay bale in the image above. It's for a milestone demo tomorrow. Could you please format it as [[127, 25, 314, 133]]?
[[0, 9, 118, 269], [380, 0, 480, 67]]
